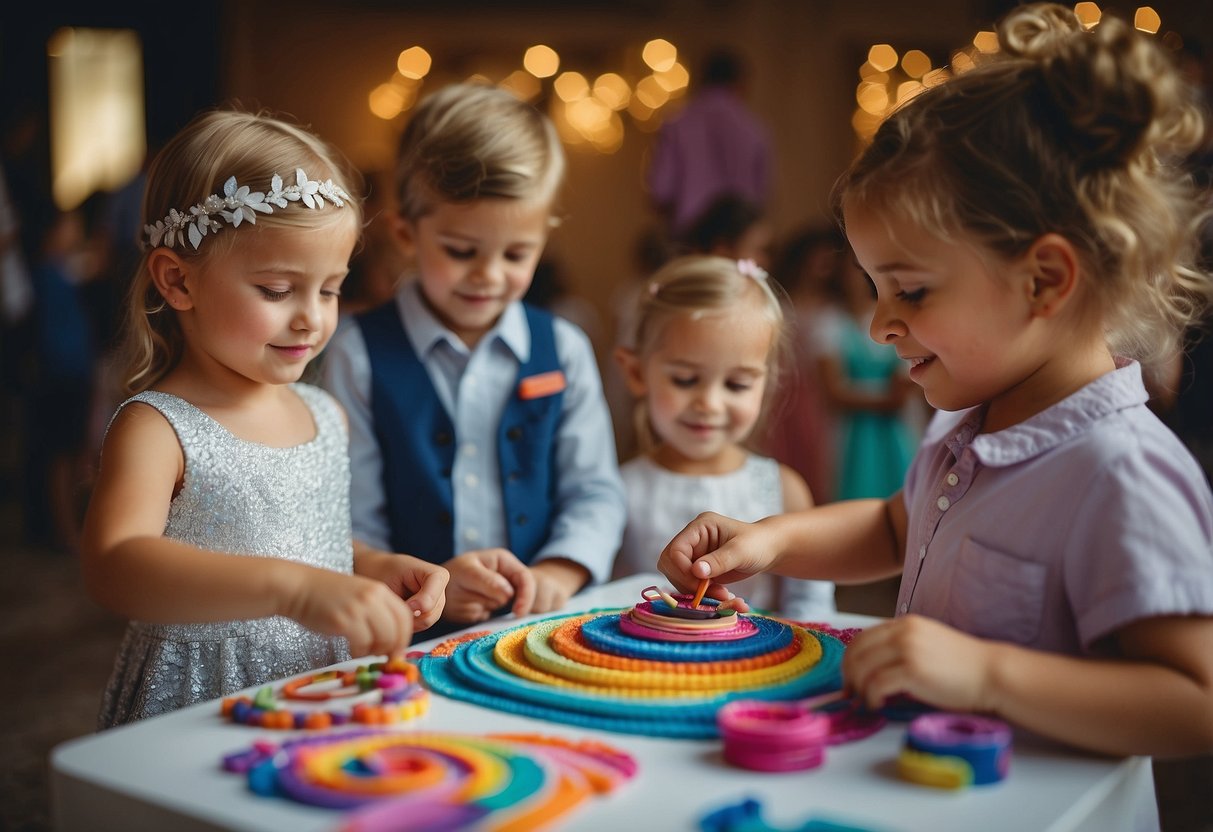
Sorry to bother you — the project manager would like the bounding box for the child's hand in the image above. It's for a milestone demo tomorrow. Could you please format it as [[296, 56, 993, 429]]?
[[843, 615, 997, 714], [529, 559, 589, 614], [657, 511, 778, 603], [353, 548, 450, 632], [283, 567, 415, 658], [442, 548, 537, 623]]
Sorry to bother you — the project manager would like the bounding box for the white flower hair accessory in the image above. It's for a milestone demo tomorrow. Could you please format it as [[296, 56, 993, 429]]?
[[736, 258, 769, 282], [143, 168, 351, 251]]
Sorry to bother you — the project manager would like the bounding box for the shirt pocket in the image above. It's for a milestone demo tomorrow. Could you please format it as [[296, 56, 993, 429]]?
[[946, 538, 1047, 645]]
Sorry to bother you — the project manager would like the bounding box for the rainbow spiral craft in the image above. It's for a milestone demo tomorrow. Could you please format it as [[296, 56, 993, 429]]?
[[417, 604, 844, 739], [221, 729, 636, 832], [220, 656, 429, 729]]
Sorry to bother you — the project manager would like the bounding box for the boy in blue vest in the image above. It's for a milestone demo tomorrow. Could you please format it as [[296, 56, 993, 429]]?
[[321, 84, 626, 636]]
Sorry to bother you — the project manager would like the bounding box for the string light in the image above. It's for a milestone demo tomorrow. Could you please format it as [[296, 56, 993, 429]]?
[[523, 44, 560, 78], [396, 46, 432, 80], [1133, 6, 1160, 34], [1074, 2, 1102, 29], [368, 38, 689, 155], [851, 5, 1164, 144]]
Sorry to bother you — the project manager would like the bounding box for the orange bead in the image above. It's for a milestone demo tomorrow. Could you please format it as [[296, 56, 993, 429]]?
[[304, 711, 333, 730]]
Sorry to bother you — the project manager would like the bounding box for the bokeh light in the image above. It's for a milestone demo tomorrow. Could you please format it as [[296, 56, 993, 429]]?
[[523, 44, 560, 78], [867, 44, 898, 72], [1134, 6, 1161, 34], [642, 38, 677, 72], [396, 46, 432, 80]]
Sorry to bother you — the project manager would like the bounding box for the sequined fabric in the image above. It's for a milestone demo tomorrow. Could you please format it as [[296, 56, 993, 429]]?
[[98, 384, 353, 729]]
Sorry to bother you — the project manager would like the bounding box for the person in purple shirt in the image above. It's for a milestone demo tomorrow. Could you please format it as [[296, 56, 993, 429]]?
[[658, 3, 1213, 760], [646, 48, 771, 239]]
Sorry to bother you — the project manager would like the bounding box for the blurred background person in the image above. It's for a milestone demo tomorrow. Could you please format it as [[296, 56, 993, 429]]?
[[758, 223, 848, 506], [646, 47, 772, 243], [681, 192, 773, 268]]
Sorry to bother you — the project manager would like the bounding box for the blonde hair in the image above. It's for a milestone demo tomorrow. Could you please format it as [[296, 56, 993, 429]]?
[[394, 83, 565, 220], [626, 255, 790, 452], [834, 2, 1213, 368], [118, 108, 364, 395]]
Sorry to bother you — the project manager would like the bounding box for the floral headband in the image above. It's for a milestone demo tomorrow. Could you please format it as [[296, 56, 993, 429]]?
[[647, 258, 768, 296], [143, 168, 351, 251]]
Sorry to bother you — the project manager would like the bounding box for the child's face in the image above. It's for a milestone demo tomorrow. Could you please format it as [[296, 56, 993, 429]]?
[[844, 202, 1042, 423], [397, 197, 551, 347], [631, 302, 773, 467], [172, 217, 357, 387]]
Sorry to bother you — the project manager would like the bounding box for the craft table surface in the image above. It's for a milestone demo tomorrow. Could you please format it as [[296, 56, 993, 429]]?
[[51, 574, 1158, 832]]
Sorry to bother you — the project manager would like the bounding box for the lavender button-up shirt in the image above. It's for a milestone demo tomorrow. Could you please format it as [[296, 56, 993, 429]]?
[[898, 360, 1213, 656]]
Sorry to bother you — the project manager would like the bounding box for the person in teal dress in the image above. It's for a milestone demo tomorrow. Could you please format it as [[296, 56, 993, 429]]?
[[816, 248, 920, 500]]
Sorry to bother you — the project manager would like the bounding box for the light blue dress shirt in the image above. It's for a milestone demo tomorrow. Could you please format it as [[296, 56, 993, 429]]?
[[321, 279, 626, 585]]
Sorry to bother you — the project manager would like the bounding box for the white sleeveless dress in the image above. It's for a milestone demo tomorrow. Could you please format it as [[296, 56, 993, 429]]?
[[98, 384, 353, 729], [613, 453, 835, 618]]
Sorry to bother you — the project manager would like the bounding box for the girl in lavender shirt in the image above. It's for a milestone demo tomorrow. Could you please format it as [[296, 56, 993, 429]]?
[[658, 3, 1213, 759]]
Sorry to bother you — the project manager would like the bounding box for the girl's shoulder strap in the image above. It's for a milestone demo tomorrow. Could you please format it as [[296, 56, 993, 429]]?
[[291, 382, 347, 440], [106, 390, 191, 436], [102, 391, 204, 462]]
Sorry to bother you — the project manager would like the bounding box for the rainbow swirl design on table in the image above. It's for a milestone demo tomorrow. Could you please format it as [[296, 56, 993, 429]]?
[[220, 657, 429, 729], [418, 608, 844, 739], [222, 729, 636, 832]]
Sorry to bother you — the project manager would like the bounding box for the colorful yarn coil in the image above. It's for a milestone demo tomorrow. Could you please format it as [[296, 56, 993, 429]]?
[[221, 729, 636, 832], [418, 608, 843, 739], [220, 656, 429, 729], [897, 713, 1013, 788], [717, 701, 831, 772], [716, 696, 886, 772]]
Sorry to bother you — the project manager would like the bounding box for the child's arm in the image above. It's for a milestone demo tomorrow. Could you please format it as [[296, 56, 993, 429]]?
[[82, 405, 416, 657], [530, 559, 591, 613], [531, 321, 628, 588], [658, 493, 907, 602], [441, 548, 537, 623], [844, 613, 1213, 757], [352, 544, 449, 631]]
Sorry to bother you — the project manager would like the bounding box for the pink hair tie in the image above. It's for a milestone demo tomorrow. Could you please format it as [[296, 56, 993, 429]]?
[[736, 258, 768, 282]]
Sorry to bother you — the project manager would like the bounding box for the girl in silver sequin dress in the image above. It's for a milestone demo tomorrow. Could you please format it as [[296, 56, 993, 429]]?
[[81, 110, 449, 728]]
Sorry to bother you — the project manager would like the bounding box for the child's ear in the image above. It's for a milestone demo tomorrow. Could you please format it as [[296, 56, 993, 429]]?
[[147, 248, 194, 311], [614, 345, 648, 397], [1023, 233, 1080, 318], [388, 213, 417, 259]]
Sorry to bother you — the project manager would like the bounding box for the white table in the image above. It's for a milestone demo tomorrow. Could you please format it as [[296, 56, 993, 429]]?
[[51, 574, 1158, 831]]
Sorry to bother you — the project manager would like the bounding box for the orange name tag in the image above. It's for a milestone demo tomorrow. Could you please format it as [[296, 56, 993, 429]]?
[[518, 370, 567, 400]]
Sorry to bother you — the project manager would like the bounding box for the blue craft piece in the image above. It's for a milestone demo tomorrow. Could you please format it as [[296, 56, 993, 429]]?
[[247, 757, 281, 798], [699, 797, 888, 832]]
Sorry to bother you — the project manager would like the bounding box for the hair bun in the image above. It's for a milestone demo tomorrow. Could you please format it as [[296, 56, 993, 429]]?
[[998, 2, 1198, 170], [999, 2, 1084, 58]]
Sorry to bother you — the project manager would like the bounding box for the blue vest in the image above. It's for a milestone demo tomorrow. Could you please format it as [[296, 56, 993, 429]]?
[[357, 302, 565, 565]]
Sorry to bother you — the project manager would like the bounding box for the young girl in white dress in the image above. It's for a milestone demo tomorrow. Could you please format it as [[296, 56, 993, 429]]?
[[82, 109, 449, 728], [612, 255, 835, 619]]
